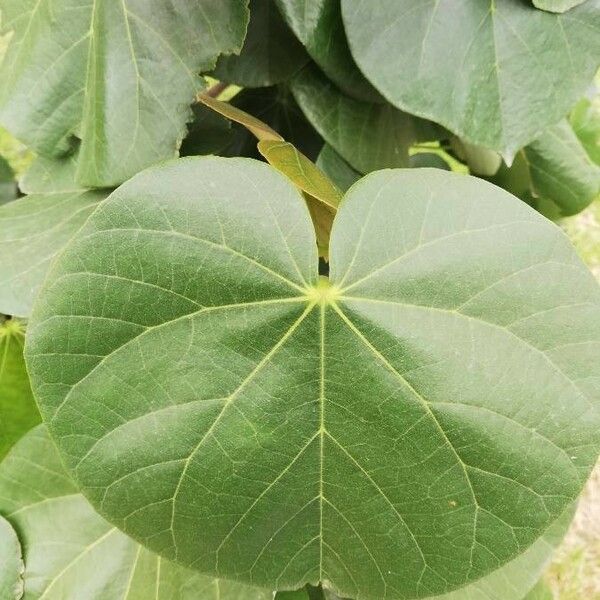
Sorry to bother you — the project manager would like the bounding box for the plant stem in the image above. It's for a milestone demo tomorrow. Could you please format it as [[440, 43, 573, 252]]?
[[205, 81, 229, 98]]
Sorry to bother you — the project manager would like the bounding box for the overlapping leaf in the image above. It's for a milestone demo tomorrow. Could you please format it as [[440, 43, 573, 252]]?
[[275, 0, 381, 102], [214, 0, 309, 88], [25, 157, 600, 599], [0, 515, 23, 600], [291, 65, 445, 174], [0, 159, 108, 316], [0, 0, 249, 187], [341, 0, 600, 158], [0, 319, 40, 461], [533, 0, 587, 12], [0, 155, 17, 205], [488, 120, 600, 218], [0, 426, 272, 600]]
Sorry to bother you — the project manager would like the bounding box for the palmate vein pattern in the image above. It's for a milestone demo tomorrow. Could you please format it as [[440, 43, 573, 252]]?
[[26, 159, 600, 600]]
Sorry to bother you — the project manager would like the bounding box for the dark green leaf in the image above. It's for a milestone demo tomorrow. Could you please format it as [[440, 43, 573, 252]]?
[[0, 426, 272, 600], [0, 155, 17, 205], [291, 65, 446, 173], [274, 0, 381, 102], [341, 0, 600, 158], [224, 86, 324, 161], [0, 515, 23, 600], [409, 152, 451, 171], [0, 0, 249, 187], [316, 145, 360, 192], [180, 104, 235, 158], [26, 159, 600, 599], [0, 319, 40, 461], [214, 0, 309, 87]]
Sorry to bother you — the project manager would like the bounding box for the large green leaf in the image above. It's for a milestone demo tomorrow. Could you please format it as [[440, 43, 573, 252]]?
[[274, 0, 381, 102], [214, 0, 308, 88], [26, 158, 600, 599], [0, 0, 249, 187], [291, 65, 445, 174], [0, 515, 23, 600], [341, 0, 600, 158], [0, 319, 40, 461], [0, 183, 107, 317], [0, 426, 272, 600]]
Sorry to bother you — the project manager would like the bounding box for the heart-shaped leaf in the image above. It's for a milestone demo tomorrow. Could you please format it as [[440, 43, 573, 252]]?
[[0, 319, 40, 461], [341, 0, 600, 158], [291, 65, 446, 174], [214, 0, 309, 88], [0, 0, 248, 187], [0, 426, 272, 600], [274, 0, 381, 102], [26, 158, 600, 599], [0, 515, 23, 600]]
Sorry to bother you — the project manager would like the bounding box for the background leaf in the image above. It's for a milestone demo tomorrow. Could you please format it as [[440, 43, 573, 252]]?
[[0, 0, 249, 187], [26, 158, 600, 599], [316, 145, 360, 193], [0, 426, 272, 600], [0, 319, 40, 461], [222, 86, 324, 161], [0, 155, 17, 205], [341, 0, 600, 157], [291, 65, 445, 173], [0, 186, 107, 317], [0, 515, 23, 600], [214, 0, 309, 88], [275, 0, 381, 102], [532, 0, 588, 13]]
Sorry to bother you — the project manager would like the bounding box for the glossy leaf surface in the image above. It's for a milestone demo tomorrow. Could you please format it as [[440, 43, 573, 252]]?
[[26, 159, 600, 599], [0, 426, 272, 600], [0, 319, 40, 461], [0, 515, 23, 600], [214, 0, 309, 87], [342, 0, 600, 157], [291, 65, 445, 173], [0, 0, 249, 187]]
